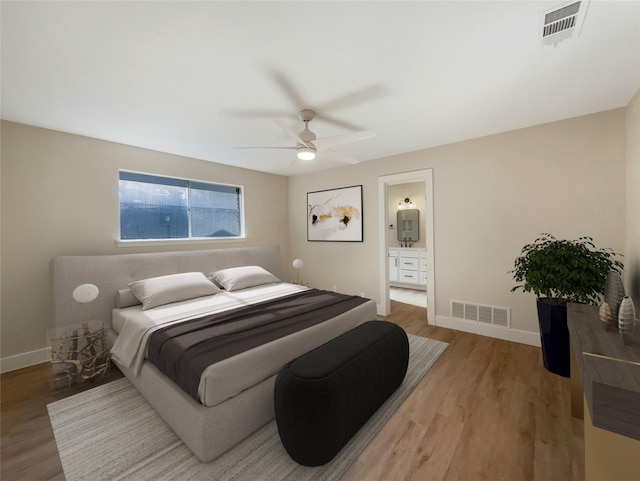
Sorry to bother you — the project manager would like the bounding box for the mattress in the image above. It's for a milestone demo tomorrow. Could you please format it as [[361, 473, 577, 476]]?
[[110, 282, 373, 406]]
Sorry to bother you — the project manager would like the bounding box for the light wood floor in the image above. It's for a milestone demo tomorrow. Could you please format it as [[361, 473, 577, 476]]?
[[390, 287, 427, 308], [1, 301, 583, 481]]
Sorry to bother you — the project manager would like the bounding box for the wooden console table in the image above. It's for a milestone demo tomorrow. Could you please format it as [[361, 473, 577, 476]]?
[[567, 303, 640, 481]]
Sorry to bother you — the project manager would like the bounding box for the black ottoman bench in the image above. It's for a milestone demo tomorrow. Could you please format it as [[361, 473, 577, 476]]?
[[274, 320, 409, 466]]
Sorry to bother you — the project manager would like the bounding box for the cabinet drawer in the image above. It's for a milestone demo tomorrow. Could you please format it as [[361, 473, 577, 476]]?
[[399, 257, 418, 270], [399, 270, 419, 283], [400, 250, 419, 258]]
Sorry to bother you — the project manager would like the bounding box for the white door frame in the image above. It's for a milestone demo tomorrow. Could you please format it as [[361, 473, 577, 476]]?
[[378, 169, 435, 322]]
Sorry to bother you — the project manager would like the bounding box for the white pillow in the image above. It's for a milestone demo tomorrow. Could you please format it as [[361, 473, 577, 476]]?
[[129, 272, 221, 310], [210, 266, 280, 292], [115, 288, 142, 308]]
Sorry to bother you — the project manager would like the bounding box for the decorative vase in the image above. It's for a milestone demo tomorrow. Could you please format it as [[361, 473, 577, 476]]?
[[598, 302, 613, 330], [604, 270, 625, 328], [618, 296, 636, 345]]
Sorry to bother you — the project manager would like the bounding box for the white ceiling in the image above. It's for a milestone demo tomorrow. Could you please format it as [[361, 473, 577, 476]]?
[[2, 1, 639, 176]]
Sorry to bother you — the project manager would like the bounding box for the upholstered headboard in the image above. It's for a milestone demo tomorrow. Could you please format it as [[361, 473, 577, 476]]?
[[50, 245, 283, 330]]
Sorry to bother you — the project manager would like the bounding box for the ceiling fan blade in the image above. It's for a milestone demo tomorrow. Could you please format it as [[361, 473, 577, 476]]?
[[323, 149, 361, 165], [315, 84, 387, 113], [312, 113, 364, 131], [270, 70, 307, 109], [311, 131, 375, 152], [225, 109, 295, 120], [236, 146, 297, 150], [289, 157, 301, 169], [271, 117, 310, 147]]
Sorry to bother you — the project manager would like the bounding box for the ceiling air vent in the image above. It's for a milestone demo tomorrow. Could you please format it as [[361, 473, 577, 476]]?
[[540, 1, 590, 46]]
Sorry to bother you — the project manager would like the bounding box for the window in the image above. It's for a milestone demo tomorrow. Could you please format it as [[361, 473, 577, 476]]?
[[119, 171, 243, 241]]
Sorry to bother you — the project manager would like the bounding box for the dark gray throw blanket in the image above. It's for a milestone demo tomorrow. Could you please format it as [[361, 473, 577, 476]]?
[[147, 289, 369, 402]]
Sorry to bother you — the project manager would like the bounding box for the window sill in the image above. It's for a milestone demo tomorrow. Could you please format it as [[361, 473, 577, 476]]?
[[115, 237, 247, 248]]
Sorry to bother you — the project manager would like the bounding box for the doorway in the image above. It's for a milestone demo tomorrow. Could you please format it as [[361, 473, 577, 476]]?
[[378, 170, 435, 322], [390, 286, 427, 307]]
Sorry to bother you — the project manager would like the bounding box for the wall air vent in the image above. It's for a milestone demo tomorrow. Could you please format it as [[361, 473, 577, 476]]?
[[540, 1, 590, 47], [451, 300, 510, 328]]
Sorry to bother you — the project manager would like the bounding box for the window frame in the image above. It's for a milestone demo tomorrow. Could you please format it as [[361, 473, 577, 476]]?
[[117, 170, 246, 246]]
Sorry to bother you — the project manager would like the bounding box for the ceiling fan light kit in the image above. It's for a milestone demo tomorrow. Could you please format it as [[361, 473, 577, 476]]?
[[297, 147, 316, 161]]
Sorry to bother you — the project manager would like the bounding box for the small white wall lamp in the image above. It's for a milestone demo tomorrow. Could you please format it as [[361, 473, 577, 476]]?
[[72, 283, 99, 321], [292, 259, 304, 284]]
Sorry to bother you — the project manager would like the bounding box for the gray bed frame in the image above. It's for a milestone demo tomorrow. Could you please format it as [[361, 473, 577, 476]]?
[[51, 245, 285, 331], [50, 245, 377, 462]]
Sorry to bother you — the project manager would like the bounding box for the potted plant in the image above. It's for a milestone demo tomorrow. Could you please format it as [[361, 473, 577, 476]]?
[[511, 233, 623, 377]]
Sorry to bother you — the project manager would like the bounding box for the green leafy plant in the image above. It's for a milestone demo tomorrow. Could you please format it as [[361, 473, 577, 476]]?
[[511, 233, 623, 305]]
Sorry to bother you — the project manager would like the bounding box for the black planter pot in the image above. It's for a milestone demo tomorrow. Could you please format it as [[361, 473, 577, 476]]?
[[536, 298, 570, 378]]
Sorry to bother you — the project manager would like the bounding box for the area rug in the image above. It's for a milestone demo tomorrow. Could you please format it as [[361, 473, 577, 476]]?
[[48, 334, 448, 481]]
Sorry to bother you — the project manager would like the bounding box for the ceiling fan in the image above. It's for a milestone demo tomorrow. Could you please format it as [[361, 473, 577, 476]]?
[[239, 109, 375, 165]]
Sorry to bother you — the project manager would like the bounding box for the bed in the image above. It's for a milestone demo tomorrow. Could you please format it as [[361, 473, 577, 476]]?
[[50, 245, 377, 462]]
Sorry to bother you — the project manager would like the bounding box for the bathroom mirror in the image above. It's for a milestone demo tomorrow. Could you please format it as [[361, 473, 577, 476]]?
[[397, 209, 419, 242]]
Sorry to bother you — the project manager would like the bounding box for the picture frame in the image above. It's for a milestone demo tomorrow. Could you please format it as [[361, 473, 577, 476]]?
[[307, 185, 363, 242]]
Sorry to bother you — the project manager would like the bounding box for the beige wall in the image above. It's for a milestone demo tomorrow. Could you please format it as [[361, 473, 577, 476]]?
[[289, 109, 627, 334], [1, 102, 634, 366], [0, 121, 289, 361], [625, 89, 640, 308]]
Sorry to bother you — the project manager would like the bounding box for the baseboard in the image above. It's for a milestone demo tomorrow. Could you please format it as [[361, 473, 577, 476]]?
[[1, 347, 50, 373], [434, 315, 541, 347]]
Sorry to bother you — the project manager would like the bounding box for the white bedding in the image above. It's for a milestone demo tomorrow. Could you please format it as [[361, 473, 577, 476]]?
[[110, 282, 308, 376]]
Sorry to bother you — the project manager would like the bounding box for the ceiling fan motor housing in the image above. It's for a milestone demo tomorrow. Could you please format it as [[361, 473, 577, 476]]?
[[297, 109, 317, 148], [298, 128, 316, 146]]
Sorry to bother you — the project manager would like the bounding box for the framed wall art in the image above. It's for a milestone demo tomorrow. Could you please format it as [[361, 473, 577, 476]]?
[[307, 185, 363, 242]]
